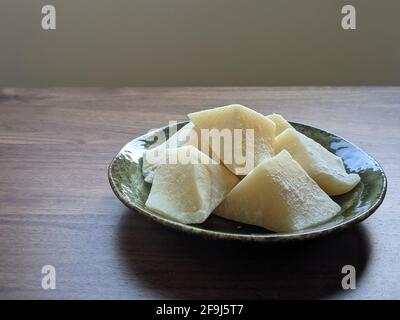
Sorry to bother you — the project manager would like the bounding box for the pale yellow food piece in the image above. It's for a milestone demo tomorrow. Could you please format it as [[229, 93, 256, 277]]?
[[215, 150, 341, 232], [266, 113, 293, 135], [142, 122, 198, 183], [145, 145, 240, 224], [188, 104, 276, 175], [275, 128, 360, 196]]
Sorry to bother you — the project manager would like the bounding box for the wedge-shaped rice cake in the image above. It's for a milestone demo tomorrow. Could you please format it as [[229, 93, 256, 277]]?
[[145, 145, 239, 224], [188, 104, 276, 175], [215, 150, 341, 232], [266, 113, 293, 135], [275, 128, 360, 196], [142, 122, 201, 183]]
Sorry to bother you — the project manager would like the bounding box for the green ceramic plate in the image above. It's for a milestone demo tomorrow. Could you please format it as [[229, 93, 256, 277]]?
[[108, 121, 387, 242]]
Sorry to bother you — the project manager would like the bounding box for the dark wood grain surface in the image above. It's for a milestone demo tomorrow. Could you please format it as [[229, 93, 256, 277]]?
[[0, 87, 399, 300]]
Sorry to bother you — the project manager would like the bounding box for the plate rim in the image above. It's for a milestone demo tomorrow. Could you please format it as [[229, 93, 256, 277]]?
[[108, 121, 387, 242]]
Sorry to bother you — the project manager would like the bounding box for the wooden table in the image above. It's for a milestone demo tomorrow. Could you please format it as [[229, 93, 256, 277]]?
[[0, 87, 399, 300]]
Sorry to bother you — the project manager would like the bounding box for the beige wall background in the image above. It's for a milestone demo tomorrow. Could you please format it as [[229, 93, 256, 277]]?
[[1, 0, 399, 86]]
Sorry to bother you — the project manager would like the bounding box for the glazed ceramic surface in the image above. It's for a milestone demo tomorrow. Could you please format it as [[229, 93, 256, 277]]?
[[108, 121, 387, 242]]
